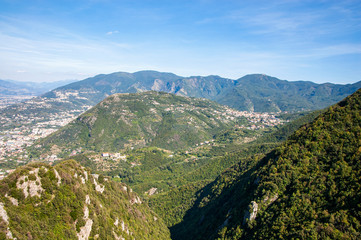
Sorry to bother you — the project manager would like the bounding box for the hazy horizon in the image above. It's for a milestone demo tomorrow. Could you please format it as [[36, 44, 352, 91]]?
[[1, 0, 360, 84], [2, 70, 361, 85]]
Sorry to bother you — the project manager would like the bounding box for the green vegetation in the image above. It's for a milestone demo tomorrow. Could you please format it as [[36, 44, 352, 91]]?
[[217, 74, 361, 112], [23, 88, 344, 240], [107, 107, 322, 228], [0, 160, 170, 239], [30, 101, 316, 237], [31, 91, 249, 156], [2, 71, 360, 134], [2, 68, 361, 240], [167, 88, 361, 239]]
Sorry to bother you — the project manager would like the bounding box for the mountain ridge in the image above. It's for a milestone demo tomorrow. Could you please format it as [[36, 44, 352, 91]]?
[[35, 71, 361, 113], [1, 73, 360, 239], [217, 74, 361, 112], [2, 71, 360, 127]]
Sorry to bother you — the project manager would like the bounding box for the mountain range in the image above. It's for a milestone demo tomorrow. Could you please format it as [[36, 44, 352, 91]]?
[[1, 71, 360, 124], [46, 70, 361, 112], [1, 86, 360, 239], [0, 79, 76, 108]]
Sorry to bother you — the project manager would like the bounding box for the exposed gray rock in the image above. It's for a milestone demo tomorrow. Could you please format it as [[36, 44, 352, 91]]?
[[16, 168, 44, 198], [243, 201, 258, 225]]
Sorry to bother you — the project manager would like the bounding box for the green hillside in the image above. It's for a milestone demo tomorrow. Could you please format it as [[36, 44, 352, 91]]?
[[168, 88, 361, 239], [32, 91, 246, 156], [0, 160, 170, 239]]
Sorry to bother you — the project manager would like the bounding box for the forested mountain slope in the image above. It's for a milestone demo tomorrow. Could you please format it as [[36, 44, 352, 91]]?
[[33, 91, 246, 156], [217, 74, 361, 112], [147, 110, 322, 229], [170, 88, 361, 239], [0, 160, 170, 239]]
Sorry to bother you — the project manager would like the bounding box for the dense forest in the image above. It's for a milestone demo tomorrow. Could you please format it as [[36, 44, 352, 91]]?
[[167, 88, 361, 239]]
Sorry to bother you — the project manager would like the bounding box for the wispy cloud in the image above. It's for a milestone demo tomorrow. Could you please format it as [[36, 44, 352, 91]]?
[[106, 30, 119, 35], [0, 17, 135, 81], [226, 7, 325, 38], [296, 44, 361, 59]]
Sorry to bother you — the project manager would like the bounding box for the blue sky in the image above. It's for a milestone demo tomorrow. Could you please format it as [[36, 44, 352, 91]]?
[[0, 0, 360, 84]]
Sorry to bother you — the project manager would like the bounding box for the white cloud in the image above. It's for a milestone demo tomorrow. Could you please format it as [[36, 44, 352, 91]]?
[[106, 30, 119, 35]]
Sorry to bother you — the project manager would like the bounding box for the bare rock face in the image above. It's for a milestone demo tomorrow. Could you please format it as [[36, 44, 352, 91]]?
[[243, 201, 258, 225], [151, 79, 166, 91], [145, 187, 157, 196], [92, 177, 105, 193], [53, 169, 62, 186], [0, 202, 15, 239], [5, 194, 18, 206], [249, 201, 258, 221], [130, 196, 142, 205], [242, 194, 276, 226], [263, 194, 278, 205], [77, 196, 93, 240], [16, 168, 44, 198]]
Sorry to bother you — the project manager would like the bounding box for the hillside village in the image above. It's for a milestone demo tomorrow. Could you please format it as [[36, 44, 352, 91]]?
[[0, 93, 94, 179], [0, 114, 76, 179], [0, 95, 35, 109]]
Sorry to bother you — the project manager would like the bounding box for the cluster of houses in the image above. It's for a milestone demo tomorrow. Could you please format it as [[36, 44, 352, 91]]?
[[221, 109, 284, 127], [0, 103, 88, 173], [101, 152, 127, 161], [195, 139, 216, 147], [0, 95, 35, 109]]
